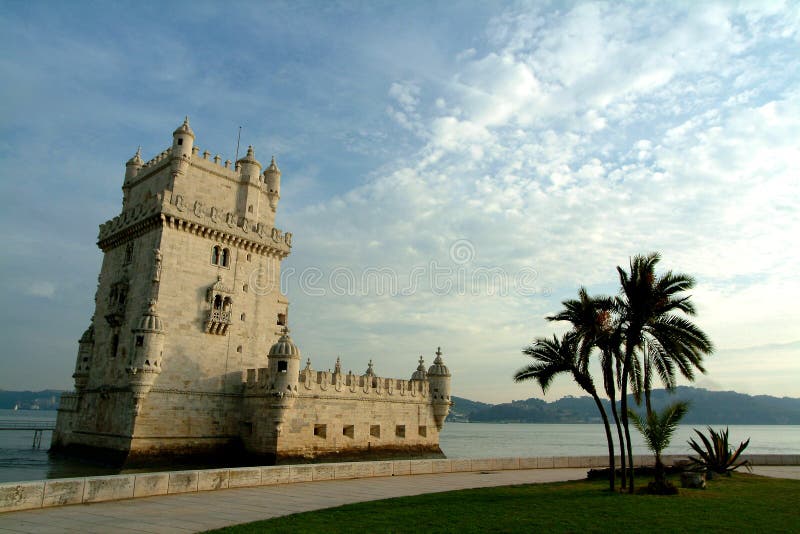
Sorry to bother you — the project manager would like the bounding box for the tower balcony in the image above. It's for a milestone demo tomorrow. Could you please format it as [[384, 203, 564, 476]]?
[[104, 303, 127, 327], [205, 309, 232, 335]]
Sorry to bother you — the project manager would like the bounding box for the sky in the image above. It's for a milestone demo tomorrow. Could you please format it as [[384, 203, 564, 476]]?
[[0, 0, 798, 404]]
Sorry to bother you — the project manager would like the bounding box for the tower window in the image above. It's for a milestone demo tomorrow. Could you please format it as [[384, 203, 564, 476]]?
[[221, 248, 230, 268], [277, 361, 288, 373], [240, 313, 246, 321], [314, 424, 327, 439], [236, 345, 242, 353], [395, 425, 405, 438], [177, 138, 183, 146], [211, 246, 221, 265], [110, 333, 119, 358], [124, 243, 134, 264], [277, 313, 286, 326], [418, 426, 427, 437], [343, 425, 355, 439], [370, 425, 381, 438], [135, 335, 144, 347]]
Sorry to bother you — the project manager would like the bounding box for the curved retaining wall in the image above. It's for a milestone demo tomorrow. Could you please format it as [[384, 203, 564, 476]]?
[[1, 454, 798, 513]]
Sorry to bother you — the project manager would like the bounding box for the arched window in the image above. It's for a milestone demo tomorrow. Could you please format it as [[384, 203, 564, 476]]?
[[223, 296, 232, 311], [213, 294, 223, 310], [221, 248, 230, 267], [211, 246, 221, 265]]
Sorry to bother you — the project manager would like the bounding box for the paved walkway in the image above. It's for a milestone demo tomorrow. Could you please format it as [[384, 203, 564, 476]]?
[[0, 466, 797, 533]]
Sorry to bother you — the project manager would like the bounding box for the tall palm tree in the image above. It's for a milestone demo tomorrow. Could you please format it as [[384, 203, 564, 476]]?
[[514, 333, 616, 491], [629, 401, 689, 492], [616, 253, 713, 492], [547, 288, 626, 489]]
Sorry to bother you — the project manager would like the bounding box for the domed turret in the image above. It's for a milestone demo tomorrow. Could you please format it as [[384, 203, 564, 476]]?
[[128, 301, 165, 403], [73, 322, 95, 392], [136, 303, 165, 333], [237, 145, 262, 185], [427, 348, 450, 378], [125, 147, 144, 181], [267, 326, 301, 402], [171, 116, 195, 160], [269, 327, 301, 359], [264, 156, 281, 211], [411, 356, 427, 381], [427, 347, 452, 430]]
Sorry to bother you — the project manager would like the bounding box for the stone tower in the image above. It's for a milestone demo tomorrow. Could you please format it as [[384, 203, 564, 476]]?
[[53, 117, 293, 464]]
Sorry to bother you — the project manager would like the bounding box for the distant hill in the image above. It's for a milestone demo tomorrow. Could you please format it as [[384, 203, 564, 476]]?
[[448, 386, 800, 425], [0, 390, 63, 411]]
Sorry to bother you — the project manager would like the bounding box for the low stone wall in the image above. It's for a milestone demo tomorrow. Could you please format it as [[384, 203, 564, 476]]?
[[1, 454, 797, 513]]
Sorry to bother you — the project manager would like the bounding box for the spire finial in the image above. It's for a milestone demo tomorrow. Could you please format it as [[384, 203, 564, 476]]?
[[136, 146, 142, 157], [281, 325, 290, 336], [184, 115, 190, 126]]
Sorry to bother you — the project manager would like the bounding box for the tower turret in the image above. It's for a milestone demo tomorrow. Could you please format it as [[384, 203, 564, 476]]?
[[171, 116, 195, 159], [411, 355, 427, 381], [237, 145, 262, 184], [122, 147, 144, 209], [264, 156, 281, 212], [73, 322, 95, 392], [267, 326, 301, 408], [127, 301, 165, 411], [427, 347, 452, 429]]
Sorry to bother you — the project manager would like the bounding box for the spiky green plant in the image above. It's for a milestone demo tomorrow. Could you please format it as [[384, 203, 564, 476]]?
[[688, 427, 751, 477]]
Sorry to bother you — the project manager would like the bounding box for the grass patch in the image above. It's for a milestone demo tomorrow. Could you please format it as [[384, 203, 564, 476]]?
[[206, 474, 798, 533]]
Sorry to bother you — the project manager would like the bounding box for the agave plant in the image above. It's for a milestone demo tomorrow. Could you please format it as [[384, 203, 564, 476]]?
[[688, 427, 751, 477]]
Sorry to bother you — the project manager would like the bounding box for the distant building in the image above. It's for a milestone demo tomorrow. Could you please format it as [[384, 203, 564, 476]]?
[[52, 118, 452, 465]]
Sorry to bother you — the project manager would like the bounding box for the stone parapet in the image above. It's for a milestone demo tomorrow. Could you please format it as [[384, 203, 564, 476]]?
[[2, 454, 798, 513]]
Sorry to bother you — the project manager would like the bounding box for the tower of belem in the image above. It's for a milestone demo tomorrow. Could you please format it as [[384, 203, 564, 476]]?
[[52, 118, 452, 465]]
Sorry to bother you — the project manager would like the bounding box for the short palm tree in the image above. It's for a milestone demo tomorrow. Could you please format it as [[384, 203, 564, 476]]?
[[515, 333, 616, 491], [629, 401, 689, 494], [616, 253, 713, 492]]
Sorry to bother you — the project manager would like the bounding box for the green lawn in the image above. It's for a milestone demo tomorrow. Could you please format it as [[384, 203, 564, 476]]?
[[206, 474, 799, 533]]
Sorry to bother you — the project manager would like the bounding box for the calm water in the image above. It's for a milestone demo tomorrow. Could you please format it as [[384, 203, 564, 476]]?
[[1, 410, 798, 483]]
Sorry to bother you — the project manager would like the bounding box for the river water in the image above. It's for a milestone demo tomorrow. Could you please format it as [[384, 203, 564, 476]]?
[[2, 410, 798, 483]]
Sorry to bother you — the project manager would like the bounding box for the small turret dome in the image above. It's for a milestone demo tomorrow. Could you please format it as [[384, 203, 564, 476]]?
[[411, 356, 427, 381], [79, 324, 95, 344], [237, 145, 261, 167], [135, 301, 165, 333], [126, 147, 143, 167], [173, 116, 195, 139], [427, 347, 450, 377], [269, 327, 301, 359], [264, 156, 281, 176]]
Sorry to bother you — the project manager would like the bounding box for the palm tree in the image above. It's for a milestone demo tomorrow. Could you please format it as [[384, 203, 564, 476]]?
[[514, 333, 616, 491], [547, 288, 626, 489], [616, 253, 714, 492], [629, 401, 689, 493]]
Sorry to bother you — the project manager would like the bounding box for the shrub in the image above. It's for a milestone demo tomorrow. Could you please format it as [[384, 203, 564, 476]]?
[[688, 426, 751, 477]]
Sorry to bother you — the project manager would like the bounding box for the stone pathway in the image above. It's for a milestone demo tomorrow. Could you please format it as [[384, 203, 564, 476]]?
[[0, 468, 586, 533], [0, 466, 797, 533]]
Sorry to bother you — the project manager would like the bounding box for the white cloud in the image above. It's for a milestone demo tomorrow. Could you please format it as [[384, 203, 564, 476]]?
[[26, 281, 56, 299]]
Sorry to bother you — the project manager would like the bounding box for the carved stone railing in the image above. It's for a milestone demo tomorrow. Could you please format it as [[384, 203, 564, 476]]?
[[205, 310, 232, 335]]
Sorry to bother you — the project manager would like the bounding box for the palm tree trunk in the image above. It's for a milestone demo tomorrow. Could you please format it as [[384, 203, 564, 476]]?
[[621, 346, 635, 493], [608, 386, 626, 490], [590, 392, 615, 491]]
